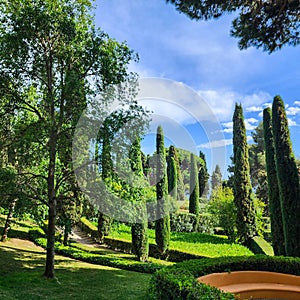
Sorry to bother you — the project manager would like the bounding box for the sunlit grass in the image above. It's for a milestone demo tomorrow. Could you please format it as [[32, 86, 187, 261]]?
[[109, 223, 254, 257], [0, 217, 151, 300]]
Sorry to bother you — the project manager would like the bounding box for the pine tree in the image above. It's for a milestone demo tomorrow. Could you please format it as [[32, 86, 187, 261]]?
[[272, 96, 300, 257], [232, 103, 257, 246], [189, 153, 200, 231], [198, 151, 209, 198], [130, 138, 149, 262], [155, 126, 170, 258], [263, 107, 285, 256]]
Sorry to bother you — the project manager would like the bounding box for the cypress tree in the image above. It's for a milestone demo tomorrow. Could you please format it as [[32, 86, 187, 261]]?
[[233, 103, 257, 246], [155, 126, 170, 258], [168, 145, 184, 201], [189, 153, 200, 215], [198, 151, 209, 198], [272, 96, 300, 257], [167, 146, 178, 201], [263, 107, 285, 256], [211, 164, 222, 192], [130, 138, 149, 262]]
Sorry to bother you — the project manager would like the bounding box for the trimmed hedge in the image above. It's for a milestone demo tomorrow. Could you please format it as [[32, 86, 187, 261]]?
[[28, 227, 163, 274], [149, 255, 300, 299]]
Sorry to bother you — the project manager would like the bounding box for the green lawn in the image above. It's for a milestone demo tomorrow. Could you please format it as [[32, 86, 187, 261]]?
[[0, 218, 151, 300], [109, 223, 253, 257]]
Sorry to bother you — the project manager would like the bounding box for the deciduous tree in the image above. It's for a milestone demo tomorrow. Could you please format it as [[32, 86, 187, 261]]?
[[0, 0, 137, 278]]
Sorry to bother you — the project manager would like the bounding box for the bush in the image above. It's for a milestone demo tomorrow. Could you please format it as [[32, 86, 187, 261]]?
[[149, 255, 300, 299], [170, 212, 195, 232], [170, 212, 214, 234]]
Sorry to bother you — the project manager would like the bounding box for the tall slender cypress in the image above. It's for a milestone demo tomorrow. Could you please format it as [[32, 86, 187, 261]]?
[[155, 126, 170, 258], [189, 153, 199, 215], [189, 153, 200, 231], [167, 146, 178, 201], [272, 96, 300, 257], [198, 151, 209, 198], [130, 138, 149, 262], [233, 103, 257, 246], [263, 107, 285, 256]]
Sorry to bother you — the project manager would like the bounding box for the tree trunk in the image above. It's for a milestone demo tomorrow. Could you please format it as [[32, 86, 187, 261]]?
[[63, 220, 71, 246], [1, 199, 17, 242], [44, 129, 57, 279]]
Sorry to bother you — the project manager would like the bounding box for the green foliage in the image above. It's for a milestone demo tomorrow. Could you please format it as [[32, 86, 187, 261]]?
[[189, 153, 199, 218], [198, 151, 209, 198], [167, 157, 178, 201], [248, 122, 269, 213], [263, 107, 285, 256], [208, 186, 237, 241], [0, 0, 144, 278], [166, 0, 300, 53], [129, 137, 149, 262], [232, 103, 257, 245], [272, 95, 300, 257], [155, 126, 170, 258], [211, 164, 222, 192], [149, 254, 300, 300]]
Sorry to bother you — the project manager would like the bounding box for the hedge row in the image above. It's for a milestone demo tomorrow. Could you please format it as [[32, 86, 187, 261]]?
[[149, 255, 300, 299], [28, 227, 163, 274], [79, 217, 205, 262]]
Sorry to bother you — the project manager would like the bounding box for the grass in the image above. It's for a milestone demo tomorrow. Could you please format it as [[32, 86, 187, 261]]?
[[109, 223, 254, 257], [0, 217, 151, 300]]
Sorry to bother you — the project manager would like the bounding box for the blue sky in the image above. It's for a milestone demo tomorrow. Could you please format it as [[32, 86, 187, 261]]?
[[94, 0, 300, 177]]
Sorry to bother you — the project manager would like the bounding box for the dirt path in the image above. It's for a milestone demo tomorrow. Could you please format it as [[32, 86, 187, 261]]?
[[69, 227, 117, 253]]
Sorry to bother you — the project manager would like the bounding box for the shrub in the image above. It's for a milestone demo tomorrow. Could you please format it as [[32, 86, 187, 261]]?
[[149, 255, 300, 299], [170, 212, 214, 234], [170, 212, 195, 232]]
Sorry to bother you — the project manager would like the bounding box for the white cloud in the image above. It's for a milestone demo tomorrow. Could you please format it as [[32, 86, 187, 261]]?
[[246, 106, 262, 112], [198, 89, 272, 122], [198, 139, 232, 149], [294, 101, 300, 106], [286, 106, 300, 116], [244, 118, 258, 131], [288, 118, 298, 126]]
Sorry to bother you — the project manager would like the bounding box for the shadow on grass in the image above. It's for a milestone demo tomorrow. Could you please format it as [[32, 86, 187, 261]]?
[[0, 242, 150, 300]]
